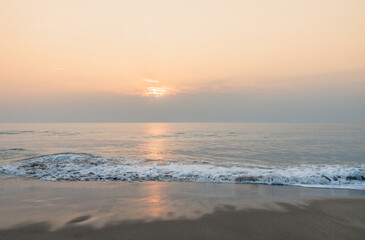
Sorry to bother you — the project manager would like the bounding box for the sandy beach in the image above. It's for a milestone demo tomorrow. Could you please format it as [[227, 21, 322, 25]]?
[[0, 176, 364, 239]]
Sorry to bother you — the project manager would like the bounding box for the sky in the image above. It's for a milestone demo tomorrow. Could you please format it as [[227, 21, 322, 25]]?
[[1, 0, 365, 122]]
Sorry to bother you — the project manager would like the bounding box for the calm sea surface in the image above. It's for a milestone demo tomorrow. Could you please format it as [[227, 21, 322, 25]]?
[[0, 123, 364, 189]]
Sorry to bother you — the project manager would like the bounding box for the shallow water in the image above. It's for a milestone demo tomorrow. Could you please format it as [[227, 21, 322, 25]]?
[[0, 123, 364, 189]]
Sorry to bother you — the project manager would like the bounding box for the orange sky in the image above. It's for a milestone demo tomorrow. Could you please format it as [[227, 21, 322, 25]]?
[[1, 0, 365, 100]]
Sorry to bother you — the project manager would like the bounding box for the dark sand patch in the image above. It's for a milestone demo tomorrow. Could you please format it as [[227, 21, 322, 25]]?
[[66, 215, 91, 225]]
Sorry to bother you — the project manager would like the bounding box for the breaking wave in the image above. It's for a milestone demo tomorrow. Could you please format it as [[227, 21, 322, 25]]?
[[0, 154, 364, 190]]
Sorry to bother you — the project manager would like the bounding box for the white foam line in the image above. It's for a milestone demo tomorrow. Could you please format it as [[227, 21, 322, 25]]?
[[0, 154, 364, 190]]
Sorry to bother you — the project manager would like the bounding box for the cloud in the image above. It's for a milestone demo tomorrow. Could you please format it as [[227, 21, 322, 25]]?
[[142, 78, 159, 83]]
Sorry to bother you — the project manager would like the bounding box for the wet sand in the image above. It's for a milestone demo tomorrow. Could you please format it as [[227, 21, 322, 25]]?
[[1, 198, 365, 240], [0, 176, 364, 239]]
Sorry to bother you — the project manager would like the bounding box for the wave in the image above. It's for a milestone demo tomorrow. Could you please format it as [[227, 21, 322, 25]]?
[[0, 154, 364, 189], [0, 130, 82, 136], [0, 130, 35, 135], [0, 148, 26, 151]]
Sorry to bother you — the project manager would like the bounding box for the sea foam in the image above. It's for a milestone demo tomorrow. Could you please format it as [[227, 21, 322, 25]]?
[[0, 154, 364, 190]]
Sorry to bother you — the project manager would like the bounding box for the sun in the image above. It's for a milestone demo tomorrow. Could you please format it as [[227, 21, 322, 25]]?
[[145, 86, 168, 97]]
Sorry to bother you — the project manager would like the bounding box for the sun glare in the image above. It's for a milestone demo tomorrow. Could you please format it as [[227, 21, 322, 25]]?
[[145, 87, 168, 97]]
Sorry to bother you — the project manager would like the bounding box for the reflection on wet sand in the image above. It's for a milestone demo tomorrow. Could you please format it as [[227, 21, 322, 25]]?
[[139, 182, 167, 218]]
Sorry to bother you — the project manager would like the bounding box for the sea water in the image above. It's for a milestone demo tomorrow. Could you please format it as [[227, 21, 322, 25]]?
[[0, 123, 364, 189]]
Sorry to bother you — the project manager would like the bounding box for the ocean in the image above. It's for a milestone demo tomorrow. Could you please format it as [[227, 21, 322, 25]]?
[[0, 123, 364, 189]]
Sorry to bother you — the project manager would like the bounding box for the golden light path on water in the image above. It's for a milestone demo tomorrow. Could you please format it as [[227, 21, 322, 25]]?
[[142, 123, 168, 162]]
